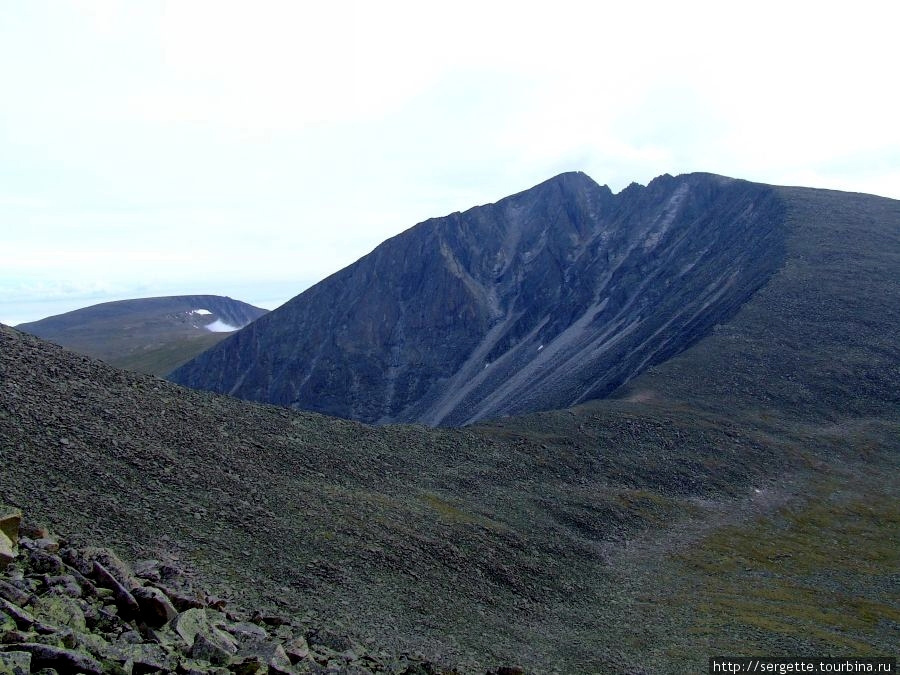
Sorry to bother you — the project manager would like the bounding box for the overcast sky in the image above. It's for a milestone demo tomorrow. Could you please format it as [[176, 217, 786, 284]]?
[[2, 0, 899, 325]]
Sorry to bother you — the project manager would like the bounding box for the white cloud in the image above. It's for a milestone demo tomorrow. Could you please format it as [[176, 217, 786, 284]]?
[[1, 0, 898, 325]]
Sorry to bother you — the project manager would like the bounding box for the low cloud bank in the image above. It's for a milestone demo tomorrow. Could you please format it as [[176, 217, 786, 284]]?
[[205, 318, 240, 332]]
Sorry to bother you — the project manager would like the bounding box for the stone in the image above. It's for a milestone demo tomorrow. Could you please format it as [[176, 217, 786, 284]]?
[[222, 621, 268, 645], [0, 651, 30, 675], [0, 580, 30, 606], [29, 595, 86, 632], [305, 628, 351, 653], [66, 548, 134, 589], [0, 507, 21, 566], [131, 560, 162, 583], [156, 584, 204, 611], [1, 642, 102, 675], [249, 610, 289, 627], [26, 550, 63, 576], [283, 635, 310, 663], [227, 657, 267, 675], [180, 659, 233, 675], [234, 642, 292, 675], [132, 585, 177, 627], [43, 575, 82, 599], [190, 631, 235, 666], [32, 539, 59, 554], [18, 522, 48, 540], [173, 609, 238, 661], [104, 642, 175, 675], [0, 597, 35, 630], [73, 631, 108, 657], [0, 533, 15, 568], [92, 562, 140, 620]]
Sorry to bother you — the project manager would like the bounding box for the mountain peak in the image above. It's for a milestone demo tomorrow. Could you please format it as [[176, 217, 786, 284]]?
[[170, 172, 787, 426]]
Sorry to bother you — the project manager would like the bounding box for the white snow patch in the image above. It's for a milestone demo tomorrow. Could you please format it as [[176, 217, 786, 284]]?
[[205, 319, 239, 332], [192, 309, 212, 315]]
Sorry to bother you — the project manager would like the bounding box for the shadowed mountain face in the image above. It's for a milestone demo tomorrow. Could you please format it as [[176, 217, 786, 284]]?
[[17, 295, 268, 376], [169, 172, 786, 425]]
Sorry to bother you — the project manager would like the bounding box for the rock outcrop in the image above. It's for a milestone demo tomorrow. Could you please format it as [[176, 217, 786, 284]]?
[[169, 172, 785, 425], [0, 508, 20, 567], [0, 508, 478, 674]]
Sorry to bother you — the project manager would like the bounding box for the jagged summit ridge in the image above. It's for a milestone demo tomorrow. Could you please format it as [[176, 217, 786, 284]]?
[[169, 172, 785, 425]]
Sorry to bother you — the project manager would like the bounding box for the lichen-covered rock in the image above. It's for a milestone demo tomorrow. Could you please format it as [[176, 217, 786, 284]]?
[[1, 513, 471, 675], [0, 598, 35, 630], [173, 609, 238, 663], [0, 507, 21, 567], [131, 585, 177, 627], [233, 642, 292, 675], [0, 582, 28, 608], [25, 550, 63, 576], [65, 548, 134, 589], [18, 522, 48, 540], [190, 631, 235, 666], [42, 575, 83, 599], [283, 635, 310, 663], [0, 650, 30, 675], [222, 621, 268, 646], [91, 562, 140, 620], [305, 628, 352, 653], [104, 640, 176, 674], [0, 537, 15, 569], [131, 560, 162, 583], [179, 658, 232, 675], [29, 595, 86, 632], [2, 642, 102, 675]]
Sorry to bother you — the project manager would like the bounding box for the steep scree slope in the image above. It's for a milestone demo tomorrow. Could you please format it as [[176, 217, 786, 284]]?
[[169, 172, 785, 425]]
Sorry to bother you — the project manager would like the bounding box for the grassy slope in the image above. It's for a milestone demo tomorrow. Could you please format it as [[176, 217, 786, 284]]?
[[2, 185, 898, 673], [108, 331, 231, 375], [16, 296, 266, 376]]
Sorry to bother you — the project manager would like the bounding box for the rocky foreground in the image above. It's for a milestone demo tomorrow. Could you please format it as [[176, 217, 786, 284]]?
[[0, 506, 522, 675]]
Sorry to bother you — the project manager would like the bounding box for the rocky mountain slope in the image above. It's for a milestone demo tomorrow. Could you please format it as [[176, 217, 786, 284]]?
[[2, 178, 899, 673], [17, 295, 268, 376], [169, 172, 786, 425], [0, 509, 470, 674]]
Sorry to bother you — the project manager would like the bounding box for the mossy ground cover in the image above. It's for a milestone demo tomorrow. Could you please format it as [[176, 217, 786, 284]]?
[[624, 455, 900, 671]]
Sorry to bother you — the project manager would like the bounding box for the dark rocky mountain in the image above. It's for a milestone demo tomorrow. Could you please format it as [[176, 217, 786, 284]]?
[[169, 172, 786, 425], [2, 178, 899, 672], [18, 295, 267, 376]]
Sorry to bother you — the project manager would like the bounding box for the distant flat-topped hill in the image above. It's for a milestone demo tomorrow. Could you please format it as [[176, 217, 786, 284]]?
[[17, 294, 268, 376], [170, 172, 789, 424]]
